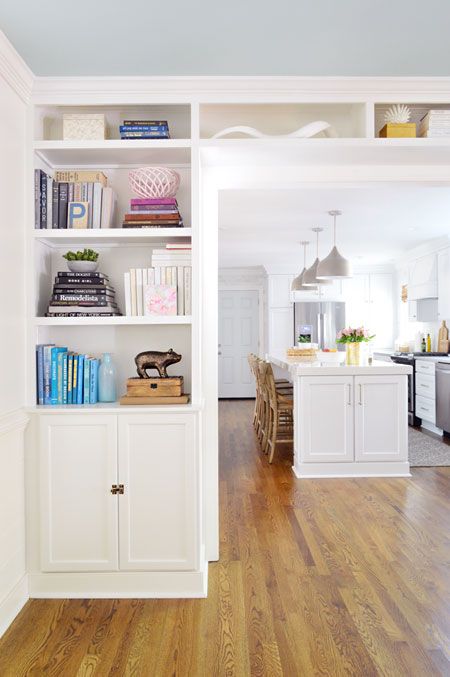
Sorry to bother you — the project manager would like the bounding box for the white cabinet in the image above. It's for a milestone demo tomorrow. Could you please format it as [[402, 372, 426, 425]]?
[[268, 275, 293, 307], [39, 412, 198, 574], [438, 248, 450, 321], [39, 414, 118, 572], [268, 307, 293, 352], [298, 374, 407, 465], [408, 253, 438, 300], [118, 414, 198, 571], [299, 376, 354, 462], [354, 375, 407, 462], [414, 359, 436, 425], [342, 273, 394, 349]]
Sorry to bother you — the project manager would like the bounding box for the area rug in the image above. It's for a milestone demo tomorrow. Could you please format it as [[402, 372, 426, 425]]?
[[409, 428, 450, 467]]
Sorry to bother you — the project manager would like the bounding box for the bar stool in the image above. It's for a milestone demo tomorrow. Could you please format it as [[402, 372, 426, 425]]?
[[264, 362, 294, 463]]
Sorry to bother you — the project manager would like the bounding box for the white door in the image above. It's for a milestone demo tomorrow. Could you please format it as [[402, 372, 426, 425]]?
[[299, 376, 354, 462], [219, 290, 259, 398], [39, 414, 118, 572], [118, 414, 198, 571], [354, 375, 408, 462]]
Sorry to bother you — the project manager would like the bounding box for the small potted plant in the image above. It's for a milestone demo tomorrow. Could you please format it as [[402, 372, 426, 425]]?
[[336, 327, 375, 365], [63, 248, 99, 273]]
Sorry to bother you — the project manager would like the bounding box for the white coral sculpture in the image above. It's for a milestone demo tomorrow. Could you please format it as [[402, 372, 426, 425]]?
[[384, 104, 411, 124]]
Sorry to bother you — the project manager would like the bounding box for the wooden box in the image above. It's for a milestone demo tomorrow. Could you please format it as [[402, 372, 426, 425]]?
[[379, 123, 416, 138], [126, 376, 184, 397], [63, 113, 105, 140]]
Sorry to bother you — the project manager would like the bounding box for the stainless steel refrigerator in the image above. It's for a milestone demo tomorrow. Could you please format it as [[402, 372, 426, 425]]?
[[294, 301, 346, 350]]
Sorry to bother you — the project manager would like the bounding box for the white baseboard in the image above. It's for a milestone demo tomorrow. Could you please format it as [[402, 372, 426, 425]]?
[[0, 575, 29, 639], [29, 567, 208, 599], [292, 461, 411, 478]]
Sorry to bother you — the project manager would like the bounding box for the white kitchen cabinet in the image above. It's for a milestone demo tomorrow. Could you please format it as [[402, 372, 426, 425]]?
[[268, 307, 293, 352], [299, 376, 354, 462], [39, 412, 198, 574], [39, 414, 118, 572], [354, 375, 408, 462], [342, 273, 394, 348], [408, 253, 438, 300], [268, 275, 294, 307], [118, 414, 198, 571], [438, 248, 450, 321]]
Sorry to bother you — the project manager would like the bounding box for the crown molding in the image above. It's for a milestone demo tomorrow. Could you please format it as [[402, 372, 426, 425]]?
[[0, 31, 34, 102], [31, 75, 450, 105]]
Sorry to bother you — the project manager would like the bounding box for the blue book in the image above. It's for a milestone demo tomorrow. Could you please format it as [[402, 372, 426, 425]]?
[[36, 345, 45, 405], [43, 345, 54, 405], [119, 124, 168, 132], [67, 354, 73, 404], [83, 356, 90, 404], [89, 359, 99, 404], [50, 347, 66, 405], [57, 350, 68, 405], [76, 355, 84, 404], [62, 353, 69, 405]]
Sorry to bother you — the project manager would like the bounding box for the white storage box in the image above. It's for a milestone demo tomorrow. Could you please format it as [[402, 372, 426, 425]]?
[[63, 113, 105, 140]]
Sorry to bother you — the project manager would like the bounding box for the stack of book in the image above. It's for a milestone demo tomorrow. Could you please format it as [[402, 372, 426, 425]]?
[[46, 271, 121, 317], [123, 245, 192, 316], [34, 169, 116, 229], [119, 120, 170, 139], [35, 344, 101, 405], [122, 197, 183, 229], [419, 110, 450, 138]]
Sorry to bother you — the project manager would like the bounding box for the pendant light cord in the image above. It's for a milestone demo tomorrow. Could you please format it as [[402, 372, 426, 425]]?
[[333, 213, 336, 246]]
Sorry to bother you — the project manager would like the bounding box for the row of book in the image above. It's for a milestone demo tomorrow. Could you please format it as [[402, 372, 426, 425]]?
[[122, 197, 184, 228], [124, 268, 192, 316], [35, 169, 115, 229], [36, 344, 101, 405], [119, 120, 170, 139], [419, 110, 450, 138], [46, 271, 121, 317]]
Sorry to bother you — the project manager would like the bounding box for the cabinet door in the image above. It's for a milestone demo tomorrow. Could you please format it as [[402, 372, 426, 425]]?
[[299, 376, 354, 462], [342, 274, 368, 328], [368, 273, 394, 349], [268, 275, 294, 307], [118, 414, 198, 571], [268, 307, 293, 353], [40, 414, 118, 572], [438, 248, 450, 321], [354, 376, 408, 462]]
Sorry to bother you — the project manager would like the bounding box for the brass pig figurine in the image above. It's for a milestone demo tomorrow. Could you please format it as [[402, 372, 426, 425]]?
[[135, 348, 181, 379]]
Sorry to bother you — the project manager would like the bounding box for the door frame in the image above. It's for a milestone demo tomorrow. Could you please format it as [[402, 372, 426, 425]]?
[[218, 285, 264, 357]]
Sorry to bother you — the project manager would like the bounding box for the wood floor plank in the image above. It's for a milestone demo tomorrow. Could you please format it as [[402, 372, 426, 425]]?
[[0, 399, 449, 676]]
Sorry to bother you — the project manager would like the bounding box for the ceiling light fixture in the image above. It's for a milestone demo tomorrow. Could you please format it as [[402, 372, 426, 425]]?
[[291, 241, 317, 291], [316, 210, 352, 279], [303, 227, 332, 286]]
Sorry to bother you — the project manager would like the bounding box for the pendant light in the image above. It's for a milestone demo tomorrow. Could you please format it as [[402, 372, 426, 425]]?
[[316, 210, 352, 279], [291, 241, 317, 291], [303, 227, 332, 286]]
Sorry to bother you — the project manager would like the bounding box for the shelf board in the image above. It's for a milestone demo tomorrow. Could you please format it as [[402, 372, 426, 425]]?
[[26, 402, 199, 413], [33, 227, 192, 245], [200, 137, 450, 167], [34, 139, 191, 167], [34, 315, 192, 326]]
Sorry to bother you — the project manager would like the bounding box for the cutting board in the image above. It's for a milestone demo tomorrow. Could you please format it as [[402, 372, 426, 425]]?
[[438, 320, 449, 353]]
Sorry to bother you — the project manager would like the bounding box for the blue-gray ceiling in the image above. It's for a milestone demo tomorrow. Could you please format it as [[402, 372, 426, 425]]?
[[1, 0, 449, 77]]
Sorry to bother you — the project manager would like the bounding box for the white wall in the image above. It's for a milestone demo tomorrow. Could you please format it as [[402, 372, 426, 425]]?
[[0, 71, 28, 636]]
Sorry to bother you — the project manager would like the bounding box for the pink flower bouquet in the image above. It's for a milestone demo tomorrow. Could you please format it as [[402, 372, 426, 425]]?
[[336, 326, 375, 344]]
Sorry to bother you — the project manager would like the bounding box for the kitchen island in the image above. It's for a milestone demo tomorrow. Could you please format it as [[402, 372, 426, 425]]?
[[267, 353, 413, 478]]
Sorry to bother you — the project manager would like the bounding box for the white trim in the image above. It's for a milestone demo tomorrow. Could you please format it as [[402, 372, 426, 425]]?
[[292, 461, 411, 478], [0, 575, 28, 639], [0, 30, 33, 102], [0, 408, 29, 437], [28, 568, 207, 598], [218, 284, 265, 356]]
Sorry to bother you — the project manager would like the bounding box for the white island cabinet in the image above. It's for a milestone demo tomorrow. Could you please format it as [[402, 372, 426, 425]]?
[[268, 355, 411, 478]]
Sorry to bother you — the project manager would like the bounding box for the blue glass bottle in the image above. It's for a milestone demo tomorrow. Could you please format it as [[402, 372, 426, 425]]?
[[98, 353, 116, 402]]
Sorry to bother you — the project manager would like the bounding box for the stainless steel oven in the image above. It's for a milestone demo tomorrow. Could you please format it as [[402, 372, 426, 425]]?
[[390, 354, 417, 426]]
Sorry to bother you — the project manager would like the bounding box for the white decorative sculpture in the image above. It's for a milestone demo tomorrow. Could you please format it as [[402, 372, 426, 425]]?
[[128, 167, 180, 198], [212, 121, 338, 139], [384, 104, 411, 124]]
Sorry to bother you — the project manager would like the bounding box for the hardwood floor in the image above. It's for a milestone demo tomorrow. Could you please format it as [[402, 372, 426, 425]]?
[[1, 399, 449, 676]]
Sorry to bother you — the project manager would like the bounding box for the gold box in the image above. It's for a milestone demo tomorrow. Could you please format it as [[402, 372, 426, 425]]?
[[379, 123, 416, 138]]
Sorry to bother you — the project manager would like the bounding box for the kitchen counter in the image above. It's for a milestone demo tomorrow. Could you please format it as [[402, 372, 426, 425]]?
[[266, 352, 411, 479]]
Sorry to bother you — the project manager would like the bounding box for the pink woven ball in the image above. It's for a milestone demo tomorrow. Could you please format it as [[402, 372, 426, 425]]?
[[128, 166, 180, 198]]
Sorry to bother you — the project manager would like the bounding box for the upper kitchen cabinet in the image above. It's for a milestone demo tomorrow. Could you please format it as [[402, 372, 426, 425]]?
[[438, 248, 450, 321], [268, 275, 294, 308], [342, 273, 394, 349], [408, 253, 438, 300]]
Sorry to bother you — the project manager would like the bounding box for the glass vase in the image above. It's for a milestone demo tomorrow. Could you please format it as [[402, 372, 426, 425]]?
[[98, 353, 117, 402], [345, 342, 361, 366]]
